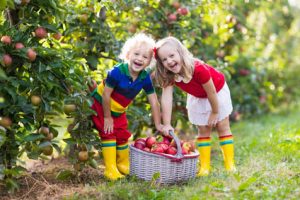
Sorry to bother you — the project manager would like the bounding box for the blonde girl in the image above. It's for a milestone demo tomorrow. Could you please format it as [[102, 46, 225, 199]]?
[[154, 36, 236, 176]]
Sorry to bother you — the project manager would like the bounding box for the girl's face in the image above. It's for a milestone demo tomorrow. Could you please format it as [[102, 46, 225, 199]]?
[[127, 45, 152, 75], [157, 44, 182, 74]]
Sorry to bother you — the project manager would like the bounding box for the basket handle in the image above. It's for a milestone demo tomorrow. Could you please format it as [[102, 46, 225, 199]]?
[[169, 130, 184, 161]]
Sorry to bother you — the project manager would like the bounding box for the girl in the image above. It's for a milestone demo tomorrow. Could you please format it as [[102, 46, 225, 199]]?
[[91, 33, 163, 180], [154, 36, 236, 176]]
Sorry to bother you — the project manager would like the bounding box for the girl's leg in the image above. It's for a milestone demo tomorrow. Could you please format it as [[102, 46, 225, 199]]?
[[216, 117, 236, 172], [196, 125, 212, 176]]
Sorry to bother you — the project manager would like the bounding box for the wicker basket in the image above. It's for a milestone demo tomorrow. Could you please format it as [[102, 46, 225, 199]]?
[[130, 131, 199, 184]]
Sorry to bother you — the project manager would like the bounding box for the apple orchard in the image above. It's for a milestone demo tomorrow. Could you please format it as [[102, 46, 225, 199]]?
[[1, 0, 299, 192]]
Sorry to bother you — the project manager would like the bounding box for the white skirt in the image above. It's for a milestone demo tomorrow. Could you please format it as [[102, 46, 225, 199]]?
[[186, 83, 233, 126]]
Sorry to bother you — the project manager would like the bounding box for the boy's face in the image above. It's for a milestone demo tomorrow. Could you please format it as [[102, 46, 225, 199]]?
[[158, 44, 182, 74], [127, 44, 152, 74]]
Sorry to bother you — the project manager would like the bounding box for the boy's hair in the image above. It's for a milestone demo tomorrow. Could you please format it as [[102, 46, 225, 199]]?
[[155, 36, 194, 88], [119, 33, 156, 67]]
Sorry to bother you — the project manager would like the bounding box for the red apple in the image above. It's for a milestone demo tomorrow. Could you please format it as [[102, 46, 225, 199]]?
[[15, 42, 25, 49], [182, 141, 192, 153], [168, 13, 177, 22], [259, 95, 266, 104], [162, 136, 171, 145], [1, 35, 12, 45], [2, 54, 12, 66], [239, 69, 250, 76], [166, 146, 177, 155], [53, 33, 62, 40], [177, 7, 188, 16], [157, 143, 169, 152], [143, 147, 151, 152], [189, 141, 196, 152], [172, 1, 181, 9], [134, 143, 145, 150], [145, 136, 156, 148], [27, 48, 37, 62], [151, 144, 164, 153], [181, 148, 188, 155], [35, 27, 47, 39], [134, 138, 146, 149]]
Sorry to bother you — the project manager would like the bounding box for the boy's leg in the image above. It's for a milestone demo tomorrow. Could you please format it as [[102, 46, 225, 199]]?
[[196, 126, 212, 176], [115, 114, 132, 175], [217, 117, 236, 172], [116, 141, 129, 175], [91, 100, 124, 180], [101, 139, 125, 180]]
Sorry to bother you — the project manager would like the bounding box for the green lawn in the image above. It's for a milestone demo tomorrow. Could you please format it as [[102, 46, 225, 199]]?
[[66, 104, 300, 200]]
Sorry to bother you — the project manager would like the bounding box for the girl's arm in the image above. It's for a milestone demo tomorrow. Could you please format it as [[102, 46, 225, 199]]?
[[102, 86, 114, 133], [147, 93, 163, 132], [202, 79, 219, 126], [161, 85, 175, 134]]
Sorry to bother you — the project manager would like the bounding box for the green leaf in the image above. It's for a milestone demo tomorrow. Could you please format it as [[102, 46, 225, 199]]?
[[5, 178, 19, 192], [238, 176, 257, 191], [23, 134, 44, 142], [55, 170, 74, 181], [0, 0, 7, 11], [0, 68, 7, 80], [88, 159, 98, 169], [0, 129, 6, 147]]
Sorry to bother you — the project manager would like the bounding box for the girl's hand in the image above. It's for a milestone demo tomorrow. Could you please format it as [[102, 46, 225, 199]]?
[[207, 112, 218, 127], [155, 124, 164, 133], [104, 117, 114, 134], [162, 124, 174, 137]]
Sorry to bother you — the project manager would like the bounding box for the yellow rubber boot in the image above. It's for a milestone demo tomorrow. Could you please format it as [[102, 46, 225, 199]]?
[[196, 137, 211, 176], [219, 135, 236, 172], [116, 143, 129, 175], [102, 140, 125, 180]]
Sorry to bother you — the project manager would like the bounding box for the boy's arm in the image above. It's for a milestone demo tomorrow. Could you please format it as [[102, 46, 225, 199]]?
[[147, 93, 163, 132], [102, 86, 114, 133], [161, 85, 174, 135]]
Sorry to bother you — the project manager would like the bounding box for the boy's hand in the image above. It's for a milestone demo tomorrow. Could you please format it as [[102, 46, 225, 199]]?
[[104, 117, 114, 134], [162, 124, 174, 137]]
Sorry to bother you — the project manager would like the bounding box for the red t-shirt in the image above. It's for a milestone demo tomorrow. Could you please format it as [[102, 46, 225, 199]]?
[[175, 60, 225, 98]]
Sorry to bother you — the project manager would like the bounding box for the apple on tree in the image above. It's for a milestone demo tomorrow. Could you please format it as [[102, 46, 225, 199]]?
[[15, 42, 25, 49], [1, 35, 12, 45], [2, 54, 12, 66], [35, 27, 48, 39], [27, 48, 37, 62]]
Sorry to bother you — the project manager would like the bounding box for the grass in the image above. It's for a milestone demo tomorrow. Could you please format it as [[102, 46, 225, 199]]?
[[62, 103, 300, 200]]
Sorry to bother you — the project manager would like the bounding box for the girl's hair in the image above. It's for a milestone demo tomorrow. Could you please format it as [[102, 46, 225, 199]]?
[[119, 33, 156, 67], [155, 36, 194, 88]]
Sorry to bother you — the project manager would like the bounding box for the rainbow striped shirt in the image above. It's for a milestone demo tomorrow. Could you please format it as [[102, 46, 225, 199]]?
[[91, 63, 155, 116]]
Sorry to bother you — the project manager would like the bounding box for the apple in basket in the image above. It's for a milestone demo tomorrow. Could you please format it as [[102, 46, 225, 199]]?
[[134, 138, 146, 150], [157, 142, 169, 152], [166, 146, 177, 155], [145, 136, 156, 148], [151, 144, 164, 153], [143, 147, 151, 152], [182, 141, 192, 153], [162, 136, 171, 145], [170, 139, 184, 148], [189, 141, 196, 152]]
